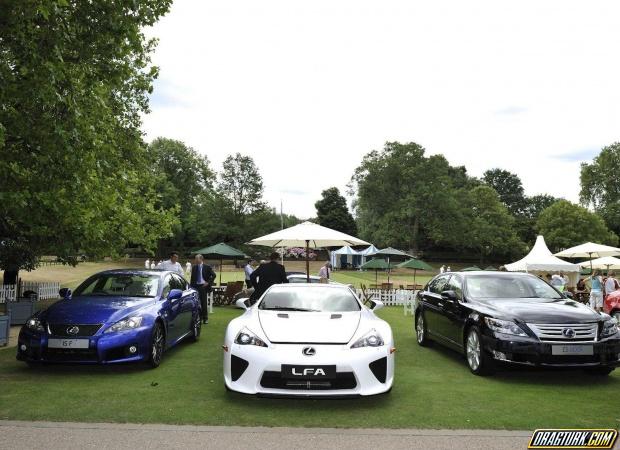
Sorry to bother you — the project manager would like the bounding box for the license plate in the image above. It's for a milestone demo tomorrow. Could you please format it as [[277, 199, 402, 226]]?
[[48, 338, 89, 349], [281, 364, 336, 379], [551, 345, 594, 356]]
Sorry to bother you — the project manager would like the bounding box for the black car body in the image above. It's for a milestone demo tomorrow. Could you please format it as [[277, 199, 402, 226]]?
[[414, 271, 620, 375]]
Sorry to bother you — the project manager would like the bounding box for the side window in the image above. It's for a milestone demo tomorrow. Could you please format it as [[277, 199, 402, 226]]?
[[162, 275, 174, 298], [428, 275, 449, 294], [171, 274, 187, 290], [446, 275, 463, 300]]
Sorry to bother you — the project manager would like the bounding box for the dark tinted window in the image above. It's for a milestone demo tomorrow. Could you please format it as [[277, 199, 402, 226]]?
[[74, 273, 160, 298], [428, 275, 450, 294], [446, 275, 463, 300], [171, 274, 187, 290], [465, 275, 563, 300]]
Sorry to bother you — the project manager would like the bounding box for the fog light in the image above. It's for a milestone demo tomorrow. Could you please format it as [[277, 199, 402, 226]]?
[[128, 345, 137, 354], [492, 350, 507, 361], [20, 344, 27, 351]]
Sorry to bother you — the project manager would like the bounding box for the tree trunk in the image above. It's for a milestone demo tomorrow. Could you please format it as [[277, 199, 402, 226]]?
[[3, 269, 18, 285]]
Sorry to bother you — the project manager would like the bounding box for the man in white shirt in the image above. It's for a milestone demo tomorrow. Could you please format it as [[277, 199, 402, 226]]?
[[440, 265, 445, 274], [605, 271, 618, 296], [145, 259, 150, 269], [244, 259, 255, 288], [185, 261, 192, 277], [159, 252, 185, 277]]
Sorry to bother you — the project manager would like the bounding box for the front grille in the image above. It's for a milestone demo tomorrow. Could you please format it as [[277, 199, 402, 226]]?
[[527, 323, 598, 343], [48, 323, 102, 337], [260, 371, 357, 390], [43, 348, 99, 362]]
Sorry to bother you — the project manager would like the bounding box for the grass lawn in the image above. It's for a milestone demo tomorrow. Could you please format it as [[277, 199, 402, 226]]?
[[0, 306, 618, 429]]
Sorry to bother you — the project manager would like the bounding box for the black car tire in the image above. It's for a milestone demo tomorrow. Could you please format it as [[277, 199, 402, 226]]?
[[584, 367, 615, 376], [415, 311, 432, 347], [190, 311, 201, 343], [147, 322, 165, 369], [465, 326, 494, 376]]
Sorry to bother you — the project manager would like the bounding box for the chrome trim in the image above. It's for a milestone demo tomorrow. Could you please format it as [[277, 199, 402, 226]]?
[[527, 323, 598, 343]]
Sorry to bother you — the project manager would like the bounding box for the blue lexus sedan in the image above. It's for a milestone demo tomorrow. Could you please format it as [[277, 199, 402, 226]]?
[[17, 269, 201, 368]]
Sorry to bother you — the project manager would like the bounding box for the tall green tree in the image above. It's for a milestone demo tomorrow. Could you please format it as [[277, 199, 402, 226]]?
[[535, 200, 618, 251], [580, 142, 620, 236], [458, 186, 524, 264], [218, 153, 265, 216], [482, 168, 526, 216], [0, 0, 175, 282], [315, 187, 357, 236]]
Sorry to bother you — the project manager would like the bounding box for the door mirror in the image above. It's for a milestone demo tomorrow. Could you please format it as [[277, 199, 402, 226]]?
[[167, 289, 183, 301], [235, 298, 249, 310], [59, 288, 72, 300], [440, 290, 458, 301], [563, 291, 574, 300], [370, 299, 384, 311]]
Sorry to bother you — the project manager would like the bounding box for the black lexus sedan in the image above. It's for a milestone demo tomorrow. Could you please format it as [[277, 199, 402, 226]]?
[[414, 271, 620, 376]]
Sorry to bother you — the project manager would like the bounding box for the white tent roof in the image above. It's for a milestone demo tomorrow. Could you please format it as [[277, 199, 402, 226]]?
[[332, 245, 361, 256], [579, 256, 620, 270], [359, 244, 379, 256], [505, 235, 581, 273]]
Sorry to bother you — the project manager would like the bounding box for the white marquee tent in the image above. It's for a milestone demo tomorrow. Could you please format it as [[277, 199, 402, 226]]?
[[505, 235, 581, 286], [330, 244, 380, 269]]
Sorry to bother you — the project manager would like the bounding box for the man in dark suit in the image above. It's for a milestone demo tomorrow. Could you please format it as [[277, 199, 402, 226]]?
[[249, 252, 288, 303], [190, 254, 216, 324]]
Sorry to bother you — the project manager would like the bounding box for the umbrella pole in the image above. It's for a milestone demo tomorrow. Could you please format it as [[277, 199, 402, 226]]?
[[387, 256, 390, 285], [414, 269, 417, 287], [306, 240, 310, 282], [219, 257, 222, 286], [375, 269, 378, 285]]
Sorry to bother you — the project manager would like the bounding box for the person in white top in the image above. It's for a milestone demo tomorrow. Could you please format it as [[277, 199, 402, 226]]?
[[244, 259, 255, 288], [439, 265, 445, 274], [159, 252, 185, 277], [604, 271, 618, 296], [150, 262, 156, 269], [145, 259, 150, 269], [560, 271, 570, 287], [185, 261, 192, 277], [318, 262, 332, 280]]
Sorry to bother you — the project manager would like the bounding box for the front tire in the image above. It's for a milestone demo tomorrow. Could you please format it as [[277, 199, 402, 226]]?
[[190, 312, 201, 342], [465, 326, 494, 376], [415, 311, 431, 347], [147, 322, 165, 369]]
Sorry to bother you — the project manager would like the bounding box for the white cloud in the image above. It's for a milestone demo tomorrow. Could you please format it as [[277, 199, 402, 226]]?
[[143, 0, 620, 218]]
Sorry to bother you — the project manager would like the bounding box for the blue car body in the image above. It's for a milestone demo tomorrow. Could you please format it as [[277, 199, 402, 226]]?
[[16, 269, 201, 366]]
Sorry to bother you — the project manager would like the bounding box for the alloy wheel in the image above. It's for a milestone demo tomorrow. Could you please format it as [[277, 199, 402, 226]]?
[[466, 330, 481, 371], [416, 315, 424, 343], [151, 324, 164, 366]]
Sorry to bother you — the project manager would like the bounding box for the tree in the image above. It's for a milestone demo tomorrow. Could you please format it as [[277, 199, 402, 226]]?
[[482, 169, 526, 216], [580, 142, 620, 236], [218, 153, 265, 216], [0, 0, 175, 282], [315, 187, 357, 236], [458, 186, 525, 264], [516, 194, 561, 245], [535, 200, 618, 251], [350, 142, 469, 252]]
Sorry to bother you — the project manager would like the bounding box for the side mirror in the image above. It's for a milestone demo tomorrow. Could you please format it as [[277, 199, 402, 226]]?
[[370, 299, 384, 311], [59, 288, 72, 300], [564, 291, 574, 300], [441, 290, 458, 301], [236, 298, 249, 310], [167, 289, 183, 301]]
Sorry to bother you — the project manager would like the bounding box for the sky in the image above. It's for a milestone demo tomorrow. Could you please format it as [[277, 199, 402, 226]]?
[[142, 0, 620, 219]]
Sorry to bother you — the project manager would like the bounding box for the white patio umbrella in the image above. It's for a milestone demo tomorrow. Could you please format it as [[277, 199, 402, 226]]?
[[578, 256, 620, 272], [555, 242, 620, 272], [247, 221, 370, 281]]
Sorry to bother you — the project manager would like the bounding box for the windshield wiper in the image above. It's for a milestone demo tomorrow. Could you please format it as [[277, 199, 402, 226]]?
[[262, 307, 320, 312]]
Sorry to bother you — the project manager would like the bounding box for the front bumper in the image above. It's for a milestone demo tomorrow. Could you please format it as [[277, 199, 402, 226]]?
[[223, 342, 394, 397], [481, 333, 620, 368], [16, 325, 153, 364]]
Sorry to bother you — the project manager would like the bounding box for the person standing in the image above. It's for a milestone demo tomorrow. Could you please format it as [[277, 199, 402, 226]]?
[[589, 270, 604, 312], [185, 261, 192, 277], [244, 259, 255, 288], [605, 271, 619, 297], [159, 252, 185, 277], [446, 266, 451, 273], [439, 265, 445, 274], [249, 252, 288, 303], [560, 271, 570, 287], [190, 254, 216, 324], [150, 261, 156, 269], [145, 258, 150, 269], [318, 262, 332, 280]]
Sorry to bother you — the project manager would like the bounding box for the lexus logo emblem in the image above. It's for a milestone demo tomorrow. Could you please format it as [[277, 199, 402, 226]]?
[[66, 326, 80, 335], [302, 347, 316, 356], [562, 328, 575, 338]]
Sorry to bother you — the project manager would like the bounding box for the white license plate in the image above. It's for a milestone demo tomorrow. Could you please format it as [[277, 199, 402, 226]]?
[[48, 338, 89, 349], [552, 345, 594, 356]]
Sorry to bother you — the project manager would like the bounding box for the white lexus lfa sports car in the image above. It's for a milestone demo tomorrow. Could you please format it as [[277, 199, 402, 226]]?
[[223, 284, 395, 397]]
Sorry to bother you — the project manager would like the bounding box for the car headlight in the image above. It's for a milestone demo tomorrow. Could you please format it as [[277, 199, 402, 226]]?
[[601, 319, 619, 338], [104, 316, 143, 333], [234, 327, 267, 347], [484, 317, 527, 337], [351, 329, 384, 348], [25, 317, 44, 332]]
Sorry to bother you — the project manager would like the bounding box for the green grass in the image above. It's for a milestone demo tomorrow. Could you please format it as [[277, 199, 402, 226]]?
[[1, 307, 618, 429]]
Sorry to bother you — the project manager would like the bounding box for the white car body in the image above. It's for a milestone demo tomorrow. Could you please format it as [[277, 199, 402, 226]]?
[[223, 284, 395, 397]]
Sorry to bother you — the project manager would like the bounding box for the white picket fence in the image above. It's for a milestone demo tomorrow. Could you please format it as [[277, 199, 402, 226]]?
[[0, 282, 60, 303], [356, 289, 418, 316]]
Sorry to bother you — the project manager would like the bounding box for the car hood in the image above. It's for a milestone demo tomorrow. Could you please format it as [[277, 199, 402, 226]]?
[[41, 296, 156, 324], [475, 298, 601, 323], [258, 310, 361, 344]]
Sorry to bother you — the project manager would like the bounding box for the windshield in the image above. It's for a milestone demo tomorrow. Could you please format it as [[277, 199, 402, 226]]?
[[74, 273, 160, 298], [259, 286, 361, 312], [465, 275, 563, 300]]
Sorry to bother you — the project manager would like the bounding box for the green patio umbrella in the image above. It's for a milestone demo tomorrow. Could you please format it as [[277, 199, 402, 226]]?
[[360, 258, 392, 285], [369, 247, 414, 284], [462, 266, 482, 272], [193, 242, 247, 286], [397, 258, 433, 286]]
